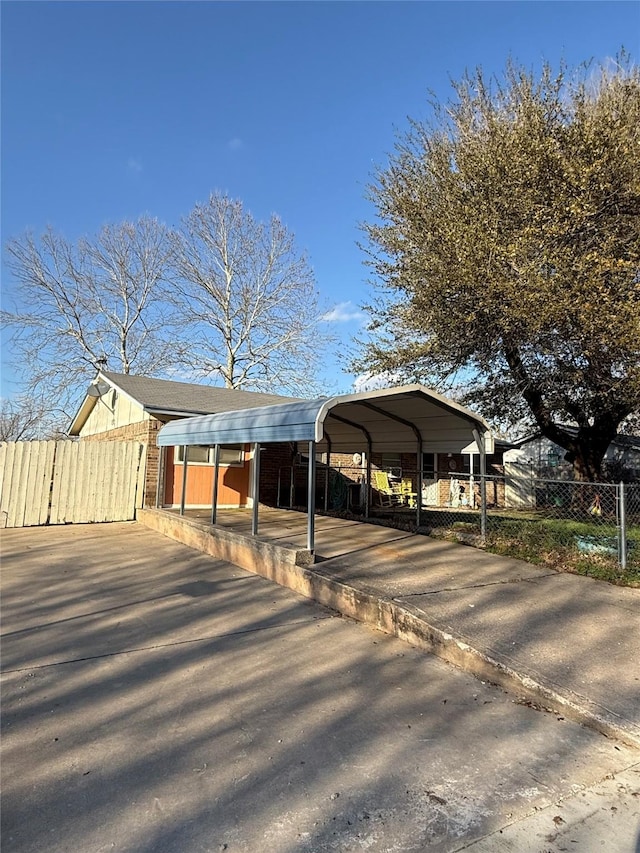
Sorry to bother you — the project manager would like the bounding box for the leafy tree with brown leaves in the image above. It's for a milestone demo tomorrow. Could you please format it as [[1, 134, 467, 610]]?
[[358, 55, 640, 480]]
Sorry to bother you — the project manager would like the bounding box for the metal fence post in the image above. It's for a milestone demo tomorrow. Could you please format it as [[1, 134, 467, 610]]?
[[619, 481, 627, 571]]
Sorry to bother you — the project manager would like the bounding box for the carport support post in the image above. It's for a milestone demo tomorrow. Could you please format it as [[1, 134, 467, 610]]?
[[180, 445, 188, 516], [323, 437, 332, 513], [473, 429, 487, 542], [324, 447, 330, 512], [307, 440, 316, 553], [210, 444, 220, 525], [416, 440, 423, 529], [252, 443, 261, 536], [365, 448, 371, 518], [155, 445, 165, 508]]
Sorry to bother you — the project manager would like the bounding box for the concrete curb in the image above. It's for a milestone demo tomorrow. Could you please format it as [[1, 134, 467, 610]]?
[[138, 508, 314, 574], [296, 568, 640, 749], [138, 510, 640, 749]]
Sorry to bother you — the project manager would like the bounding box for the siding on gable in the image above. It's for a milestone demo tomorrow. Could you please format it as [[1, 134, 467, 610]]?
[[79, 390, 148, 437]]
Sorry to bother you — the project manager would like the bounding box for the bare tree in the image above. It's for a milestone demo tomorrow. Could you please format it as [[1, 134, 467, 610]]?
[[170, 193, 330, 395], [3, 217, 174, 418], [0, 394, 50, 441]]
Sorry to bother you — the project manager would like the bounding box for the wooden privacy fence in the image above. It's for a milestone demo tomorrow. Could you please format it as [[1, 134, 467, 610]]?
[[0, 441, 147, 528]]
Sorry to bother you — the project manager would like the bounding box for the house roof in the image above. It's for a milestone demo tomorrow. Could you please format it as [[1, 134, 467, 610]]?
[[613, 433, 640, 452], [511, 427, 640, 452], [157, 384, 494, 454], [100, 371, 301, 414], [68, 371, 301, 435]]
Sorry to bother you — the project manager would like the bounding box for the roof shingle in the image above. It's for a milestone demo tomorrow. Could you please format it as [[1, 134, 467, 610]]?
[[102, 371, 303, 415]]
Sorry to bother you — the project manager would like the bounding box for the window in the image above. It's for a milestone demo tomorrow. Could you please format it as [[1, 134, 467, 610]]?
[[422, 453, 435, 478], [176, 445, 211, 464], [298, 451, 328, 465], [175, 445, 245, 466], [219, 445, 245, 465]]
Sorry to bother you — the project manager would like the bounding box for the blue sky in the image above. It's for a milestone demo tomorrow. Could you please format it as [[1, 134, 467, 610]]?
[[2, 0, 638, 398]]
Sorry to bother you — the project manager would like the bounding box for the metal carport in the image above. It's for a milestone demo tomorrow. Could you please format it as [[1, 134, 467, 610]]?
[[156, 385, 493, 554]]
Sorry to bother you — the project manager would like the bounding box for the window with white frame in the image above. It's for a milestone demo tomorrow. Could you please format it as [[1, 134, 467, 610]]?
[[175, 445, 245, 466]]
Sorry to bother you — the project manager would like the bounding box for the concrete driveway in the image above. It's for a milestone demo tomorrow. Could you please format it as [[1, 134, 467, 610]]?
[[2, 523, 639, 852]]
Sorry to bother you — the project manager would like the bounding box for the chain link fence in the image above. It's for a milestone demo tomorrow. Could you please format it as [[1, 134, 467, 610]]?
[[417, 474, 638, 577], [485, 478, 636, 575], [276, 463, 639, 578], [277, 464, 367, 513]]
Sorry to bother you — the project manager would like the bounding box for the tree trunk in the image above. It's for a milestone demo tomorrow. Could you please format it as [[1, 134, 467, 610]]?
[[502, 345, 629, 482], [569, 443, 606, 482], [554, 423, 618, 482]]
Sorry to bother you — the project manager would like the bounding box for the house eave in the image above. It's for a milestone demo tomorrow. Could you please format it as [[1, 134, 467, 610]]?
[[68, 384, 100, 435], [145, 406, 217, 420]]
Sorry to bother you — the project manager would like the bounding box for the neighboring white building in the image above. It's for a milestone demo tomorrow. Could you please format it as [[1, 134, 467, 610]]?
[[503, 430, 640, 507]]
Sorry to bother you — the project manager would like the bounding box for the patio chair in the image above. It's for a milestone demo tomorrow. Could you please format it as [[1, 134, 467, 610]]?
[[371, 470, 403, 507]]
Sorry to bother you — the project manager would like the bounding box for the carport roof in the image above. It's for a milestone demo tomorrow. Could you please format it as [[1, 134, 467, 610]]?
[[157, 385, 493, 454]]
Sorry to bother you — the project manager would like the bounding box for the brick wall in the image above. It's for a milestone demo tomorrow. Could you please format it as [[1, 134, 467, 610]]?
[[80, 425, 508, 513], [260, 443, 296, 506], [144, 421, 162, 507], [326, 452, 365, 483]]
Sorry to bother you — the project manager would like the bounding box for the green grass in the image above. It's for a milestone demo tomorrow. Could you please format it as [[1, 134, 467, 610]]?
[[447, 515, 640, 587]]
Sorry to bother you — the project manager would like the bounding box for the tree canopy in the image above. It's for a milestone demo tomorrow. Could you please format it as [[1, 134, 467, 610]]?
[[357, 55, 640, 480]]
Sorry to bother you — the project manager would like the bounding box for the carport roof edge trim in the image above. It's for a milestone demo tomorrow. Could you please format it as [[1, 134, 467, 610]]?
[[156, 384, 491, 448]]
